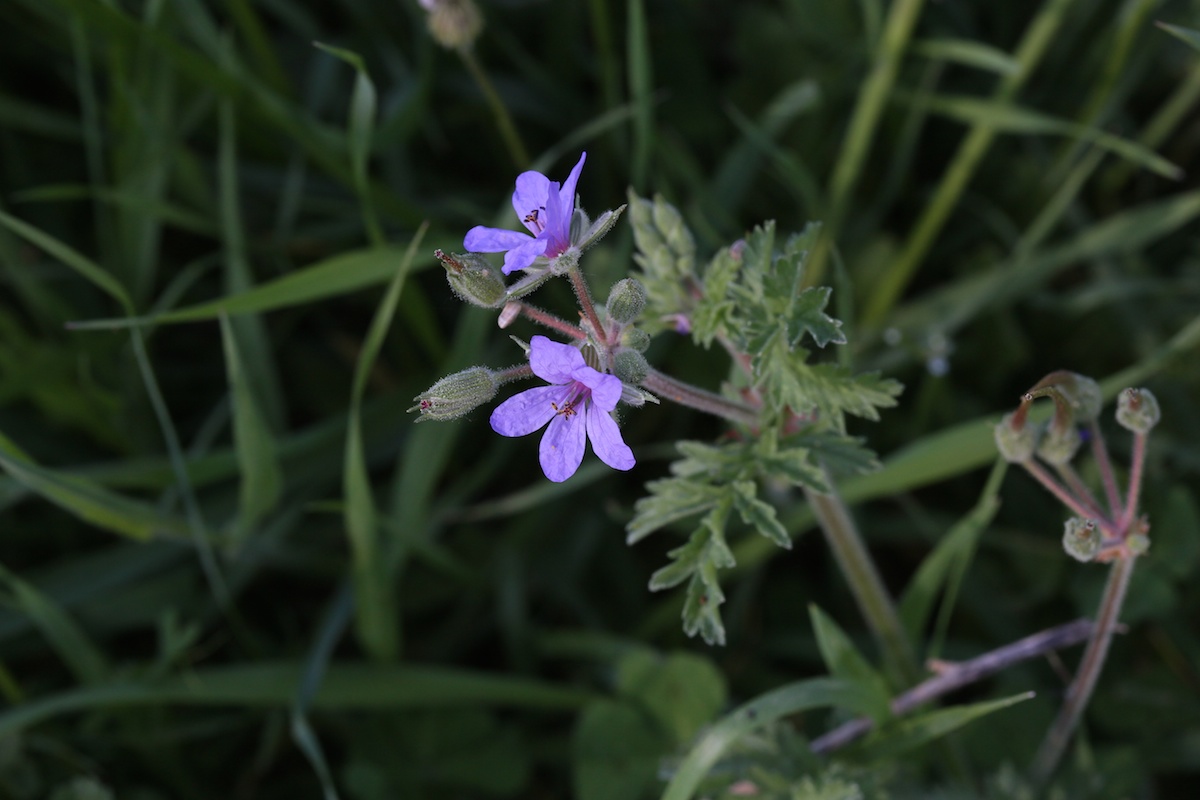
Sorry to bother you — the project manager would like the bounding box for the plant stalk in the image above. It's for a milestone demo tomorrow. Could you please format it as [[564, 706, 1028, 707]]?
[[1031, 554, 1136, 785], [806, 475, 922, 688]]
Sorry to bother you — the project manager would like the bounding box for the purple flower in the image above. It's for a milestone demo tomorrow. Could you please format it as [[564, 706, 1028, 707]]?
[[490, 335, 635, 482], [464, 153, 587, 275]]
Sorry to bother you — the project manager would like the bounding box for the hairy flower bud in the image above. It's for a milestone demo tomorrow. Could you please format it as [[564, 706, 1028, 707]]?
[[575, 205, 626, 251], [612, 349, 649, 385], [606, 278, 647, 324], [1126, 532, 1150, 556], [1067, 373, 1102, 422], [994, 411, 1037, 463], [1116, 387, 1160, 433], [1036, 422, 1082, 465], [420, 0, 482, 51], [621, 326, 651, 353], [410, 367, 498, 421], [437, 250, 506, 308], [1062, 517, 1101, 562]]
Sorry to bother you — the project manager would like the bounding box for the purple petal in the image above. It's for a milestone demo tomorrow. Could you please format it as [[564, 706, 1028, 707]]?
[[464, 226, 531, 253], [574, 368, 622, 412], [540, 412, 586, 482], [512, 170, 552, 234], [585, 407, 635, 472], [501, 238, 549, 274], [490, 385, 565, 437], [529, 336, 584, 384], [558, 152, 586, 218]]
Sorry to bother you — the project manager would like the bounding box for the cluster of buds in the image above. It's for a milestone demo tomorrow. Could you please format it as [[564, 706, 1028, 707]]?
[[994, 372, 1160, 563]]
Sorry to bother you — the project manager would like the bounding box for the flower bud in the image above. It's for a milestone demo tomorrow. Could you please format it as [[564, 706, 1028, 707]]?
[[410, 367, 498, 421], [1126, 532, 1150, 556], [994, 411, 1037, 463], [1116, 387, 1160, 433], [1067, 373, 1102, 422], [1062, 517, 1101, 562], [621, 326, 651, 353], [420, 0, 482, 51], [437, 250, 506, 308], [612, 349, 649, 385], [606, 278, 647, 324], [1037, 422, 1082, 465]]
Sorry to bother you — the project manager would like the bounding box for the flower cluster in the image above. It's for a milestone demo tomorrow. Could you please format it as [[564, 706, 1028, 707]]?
[[413, 153, 639, 483]]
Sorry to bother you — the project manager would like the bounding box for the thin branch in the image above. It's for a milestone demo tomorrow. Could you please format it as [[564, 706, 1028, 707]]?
[[811, 618, 1096, 754]]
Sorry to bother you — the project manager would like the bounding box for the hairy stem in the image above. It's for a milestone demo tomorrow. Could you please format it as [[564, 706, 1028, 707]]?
[[1119, 432, 1148, 533], [566, 266, 608, 346], [806, 475, 922, 688], [641, 368, 758, 426], [1022, 460, 1116, 535], [514, 301, 586, 340], [1031, 554, 1137, 785]]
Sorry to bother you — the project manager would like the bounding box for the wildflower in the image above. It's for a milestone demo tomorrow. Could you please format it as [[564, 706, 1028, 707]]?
[[490, 335, 635, 482], [465, 153, 587, 275]]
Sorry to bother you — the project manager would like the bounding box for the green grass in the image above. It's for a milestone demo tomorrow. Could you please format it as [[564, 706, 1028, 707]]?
[[1, 1, 1199, 797]]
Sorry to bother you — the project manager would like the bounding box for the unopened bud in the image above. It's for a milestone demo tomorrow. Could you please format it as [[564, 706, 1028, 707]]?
[[606, 278, 647, 324], [438, 250, 506, 308], [1037, 422, 1082, 465], [420, 0, 482, 51], [1062, 517, 1101, 562], [1116, 387, 1160, 433], [994, 411, 1037, 463], [621, 327, 651, 353], [410, 366, 498, 421], [612, 349, 649, 385], [1067, 373, 1102, 422], [1126, 532, 1150, 556]]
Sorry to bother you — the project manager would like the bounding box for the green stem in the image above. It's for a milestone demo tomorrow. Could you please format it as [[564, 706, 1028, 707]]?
[[459, 49, 530, 170], [806, 474, 922, 687], [1030, 554, 1136, 785]]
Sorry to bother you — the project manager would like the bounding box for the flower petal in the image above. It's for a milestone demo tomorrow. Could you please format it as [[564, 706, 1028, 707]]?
[[573, 367, 622, 412], [558, 152, 586, 218], [490, 385, 565, 437], [540, 411, 586, 482], [512, 170, 552, 234], [529, 336, 584, 384], [464, 226, 531, 253], [501, 237, 549, 274], [585, 406, 635, 472]]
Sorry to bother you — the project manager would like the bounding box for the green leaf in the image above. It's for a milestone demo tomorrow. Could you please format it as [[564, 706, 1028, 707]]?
[[0, 431, 183, 540], [853, 692, 1034, 761], [900, 459, 1006, 654], [627, 192, 696, 329], [219, 315, 283, 542], [731, 480, 790, 549], [917, 93, 1182, 180], [1157, 21, 1200, 53], [660, 678, 868, 800], [912, 37, 1021, 74], [786, 286, 846, 348], [809, 605, 891, 724], [572, 699, 664, 800], [615, 649, 727, 744], [0, 562, 109, 685]]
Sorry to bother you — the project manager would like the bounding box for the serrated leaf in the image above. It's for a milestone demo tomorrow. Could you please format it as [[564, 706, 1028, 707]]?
[[626, 477, 726, 544], [763, 445, 830, 491], [627, 192, 696, 330], [691, 246, 741, 346], [770, 363, 902, 432], [793, 433, 882, 477], [682, 564, 726, 645], [731, 481, 790, 549], [787, 286, 846, 348]]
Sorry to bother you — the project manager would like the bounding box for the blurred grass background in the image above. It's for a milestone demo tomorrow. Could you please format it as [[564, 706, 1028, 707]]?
[[1, 0, 1198, 797]]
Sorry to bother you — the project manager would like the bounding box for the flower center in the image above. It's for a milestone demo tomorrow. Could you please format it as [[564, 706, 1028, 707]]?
[[524, 207, 547, 233], [551, 382, 589, 417]]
